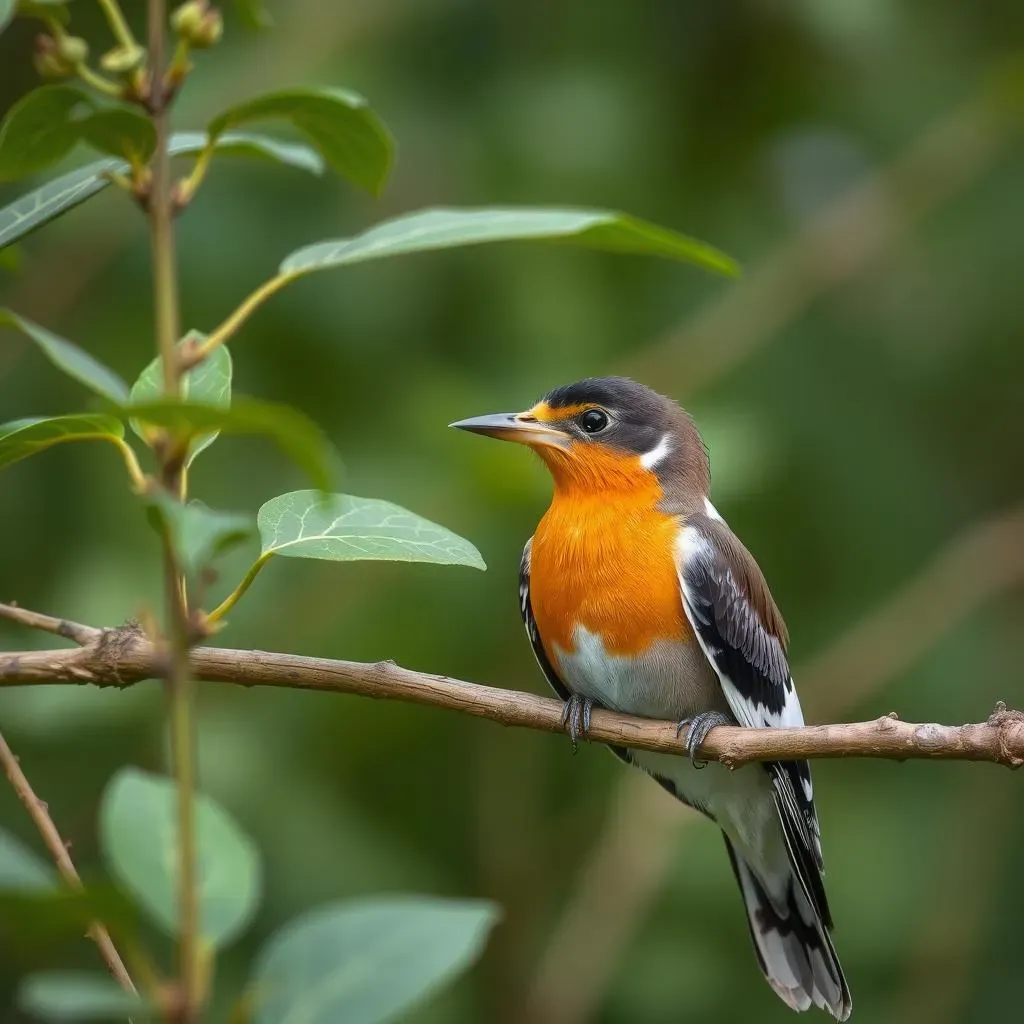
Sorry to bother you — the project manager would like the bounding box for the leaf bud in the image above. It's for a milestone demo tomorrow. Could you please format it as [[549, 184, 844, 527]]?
[[57, 34, 90, 66], [100, 42, 146, 75], [33, 34, 75, 80], [171, 1, 223, 49]]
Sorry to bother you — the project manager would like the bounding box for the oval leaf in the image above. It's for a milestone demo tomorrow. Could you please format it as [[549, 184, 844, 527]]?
[[99, 767, 261, 948], [0, 132, 318, 252], [0, 157, 121, 250], [1, 0, 15, 36], [147, 494, 254, 579], [210, 131, 324, 175], [0, 828, 56, 891], [129, 334, 231, 462], [252, 896, 499, 1024], [0, 84, 90, 182], [74, 106, 155, 163], [281, 206, 739, 278], [258, 491, 485, 569], [18, 972, 147, 1022], [122, 398, 335, 490], [0, 415, 124, 471], [1, 309, 129, 402], [208, 88, 394, 196]]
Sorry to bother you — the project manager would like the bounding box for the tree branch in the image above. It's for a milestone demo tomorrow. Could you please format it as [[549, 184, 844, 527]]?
[[0, 728, 135, 993], [1, 604, 1021, 768]]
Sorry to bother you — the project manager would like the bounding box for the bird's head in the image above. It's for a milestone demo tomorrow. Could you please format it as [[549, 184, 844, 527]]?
[[451, 376, 709, 502]]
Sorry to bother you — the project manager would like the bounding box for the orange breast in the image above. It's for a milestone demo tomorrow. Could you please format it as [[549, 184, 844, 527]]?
[[529, 469, 691, 660]]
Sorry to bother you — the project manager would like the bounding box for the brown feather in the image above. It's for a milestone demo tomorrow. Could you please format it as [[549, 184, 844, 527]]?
[[695, 513, 791, 650]]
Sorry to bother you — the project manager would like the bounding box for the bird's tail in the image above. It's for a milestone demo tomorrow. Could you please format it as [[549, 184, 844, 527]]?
[[723, 834, 851, 1020]]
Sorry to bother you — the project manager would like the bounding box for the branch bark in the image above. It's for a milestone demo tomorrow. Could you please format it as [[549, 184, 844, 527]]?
[[0, 728, 135, 993], [1, 603, 1021, 768]]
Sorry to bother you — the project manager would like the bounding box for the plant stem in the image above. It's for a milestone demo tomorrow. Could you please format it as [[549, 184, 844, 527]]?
[[176, 140, 215, 206], [206, 552, 272, 624], [189, 271, 298, 365], [97, 0, 139, 50], [0, 729, 136, 993], [146, 0, 201, 1018], [76, 63, 124, 97], [44, 14, 124, 98], [111, 436, 148, 491]]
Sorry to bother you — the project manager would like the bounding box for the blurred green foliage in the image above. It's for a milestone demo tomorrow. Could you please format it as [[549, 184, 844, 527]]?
[[1, 1, 1023, 1022]]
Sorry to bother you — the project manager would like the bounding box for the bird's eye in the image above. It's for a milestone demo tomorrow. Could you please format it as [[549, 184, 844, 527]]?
[[579, 409, 609, 434]]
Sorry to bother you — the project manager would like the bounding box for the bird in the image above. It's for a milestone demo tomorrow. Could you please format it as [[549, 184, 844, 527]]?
[[451, 376, 851, 1019]]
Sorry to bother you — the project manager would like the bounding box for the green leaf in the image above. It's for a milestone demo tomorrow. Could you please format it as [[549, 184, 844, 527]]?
[[234, 0, 272, 30], [252, 897, 499, 1024], [18, 972, 147, 1022], [0, 309, 129, 402], [99, 767, 261, 948], [0, 415, 124, 471], [123, 399, 335, 490], [0, 0, 15, 36], [0, 85, 89, 182], [281, 206, 739, 278], [209, 131, 324, 175], [0, 132, 319, 252], [208, 88, 394, 196], [0, 828, 56, 891], [147, 494, 254, 578], [129, 334, 232, 462], [0, 158, 120, 250], [74, 106, 155, 162], [258, 490, 485, 569]]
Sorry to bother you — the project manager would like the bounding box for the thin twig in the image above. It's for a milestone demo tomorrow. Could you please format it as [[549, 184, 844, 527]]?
[[187, 271, 298, 367], [0, 606, 1021, 767], [0, 729, 135, 993], [0, 602, 101, 644], [96, 0, 140, 51]]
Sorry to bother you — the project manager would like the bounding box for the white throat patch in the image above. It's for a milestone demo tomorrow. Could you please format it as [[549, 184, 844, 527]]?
[[640, 433, 673, 470], [704, 497, 725, 522]]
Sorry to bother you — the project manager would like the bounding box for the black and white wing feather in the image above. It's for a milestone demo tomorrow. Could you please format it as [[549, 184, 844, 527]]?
[[676, 513, 825, 883], [677, 512, 852, 1019]]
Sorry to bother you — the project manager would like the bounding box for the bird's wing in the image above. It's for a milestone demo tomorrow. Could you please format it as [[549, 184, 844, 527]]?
[[519, 537, 572, 702], [675, 510, 827, 884]]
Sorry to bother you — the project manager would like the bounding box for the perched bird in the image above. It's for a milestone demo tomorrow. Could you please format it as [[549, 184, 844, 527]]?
[[452, 377, 851, 1019]]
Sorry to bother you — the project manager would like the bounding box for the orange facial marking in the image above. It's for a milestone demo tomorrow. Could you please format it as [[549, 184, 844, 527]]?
[[525, 400, 597, 423], [528, 444, 691, 660]]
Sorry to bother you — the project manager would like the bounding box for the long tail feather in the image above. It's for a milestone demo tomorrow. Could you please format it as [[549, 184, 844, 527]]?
[[723, 834, 851, 1020]]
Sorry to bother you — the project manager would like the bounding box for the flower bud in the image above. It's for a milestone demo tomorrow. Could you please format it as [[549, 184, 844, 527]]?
[[100, 43, 146, 75], [57, 35, 89, 66], [171, 1, 223, 49], [33, 35, 75, 80]]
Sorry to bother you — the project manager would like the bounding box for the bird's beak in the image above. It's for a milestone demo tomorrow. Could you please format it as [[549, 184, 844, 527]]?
[[449, 412, 571, 449]]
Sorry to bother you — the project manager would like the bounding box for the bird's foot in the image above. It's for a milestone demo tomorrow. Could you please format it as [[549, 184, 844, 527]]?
[[676, 710, 732, 768], [561, 694, 593, 753]]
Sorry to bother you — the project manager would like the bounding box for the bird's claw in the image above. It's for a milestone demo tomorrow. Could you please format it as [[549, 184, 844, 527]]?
[[562, 694, 593, 753], [676, 711, 732, 768]]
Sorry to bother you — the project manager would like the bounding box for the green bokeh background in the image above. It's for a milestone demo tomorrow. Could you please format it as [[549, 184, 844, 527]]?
[[2, 2, 1023, 1021]]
